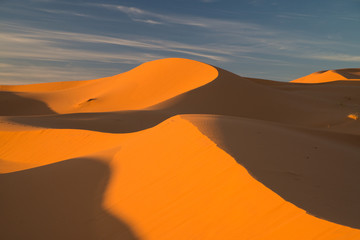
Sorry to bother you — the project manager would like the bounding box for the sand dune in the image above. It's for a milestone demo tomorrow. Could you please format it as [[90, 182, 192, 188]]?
[[0, 58, 217, 114], [292, 68, 360, 83], [1, 58, 360, 239]]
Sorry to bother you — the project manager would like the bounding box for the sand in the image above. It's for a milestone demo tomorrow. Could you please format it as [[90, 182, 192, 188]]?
[[292, 68, 360, 83], [0, 58, 360, 239]]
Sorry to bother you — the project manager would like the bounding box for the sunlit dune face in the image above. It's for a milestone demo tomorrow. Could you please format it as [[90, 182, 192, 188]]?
[[347, 113, 359, 120], [0, 58, 219, 114], [0, 129, 131, 173], [292, 69, 360, 83], [98, 58, 219, 111], [102, 116, 360, 240], [292, 70, 347, 83]]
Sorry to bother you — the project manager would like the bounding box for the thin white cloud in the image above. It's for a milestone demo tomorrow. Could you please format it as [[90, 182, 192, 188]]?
[[101, 4, 208, 27], [1, 3, 359, 84], [0, 23, 229, 62], [2, 19, 358, 72], [338, 16, 360, 22], [0, 63, 119, 84], [97, 3, 259, 30], [0, 47, 161, 64], [0, 31, 162, 64], [200, 0, 218, 3], [34, 8, 90, 17], [305, 54, 360, 62], [133, 19, 163, 25], [94, 2, 359, 58], [276, 12, 315, 19]]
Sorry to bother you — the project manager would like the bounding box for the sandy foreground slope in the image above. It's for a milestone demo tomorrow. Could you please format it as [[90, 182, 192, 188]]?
[[0, 58, 360, 239]]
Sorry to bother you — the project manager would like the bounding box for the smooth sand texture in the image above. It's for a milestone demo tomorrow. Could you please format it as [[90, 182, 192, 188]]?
[[292, 68, 360, 83], [0, 58, 218, 114], [1, 58, 360, 239]]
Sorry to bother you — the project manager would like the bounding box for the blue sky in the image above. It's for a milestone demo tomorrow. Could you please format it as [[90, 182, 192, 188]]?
[[1, 0, 359, 84]]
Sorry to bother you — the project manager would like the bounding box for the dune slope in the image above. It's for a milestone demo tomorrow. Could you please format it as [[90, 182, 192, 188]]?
[[292, 68, 360, 83], [1, 59, 360, 239], [186, 114, 360, 229], [0, 58, 218, 115]]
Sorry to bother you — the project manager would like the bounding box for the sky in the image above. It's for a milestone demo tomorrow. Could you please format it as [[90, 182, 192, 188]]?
[[0, 0, 360, 84]]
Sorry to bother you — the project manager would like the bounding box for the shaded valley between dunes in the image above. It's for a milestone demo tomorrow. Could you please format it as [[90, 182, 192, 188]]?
[[1, 58, 360, 239]]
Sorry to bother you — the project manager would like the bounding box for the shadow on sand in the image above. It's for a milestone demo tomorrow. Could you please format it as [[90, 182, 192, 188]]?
[[9, 110, 172, 133], [0, 91, 55, 116], [0, 158, 138, 240], [193, 116, 360, 229]]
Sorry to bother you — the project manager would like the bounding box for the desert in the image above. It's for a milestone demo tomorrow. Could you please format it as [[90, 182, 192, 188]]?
[[1, 58, 360, 239]]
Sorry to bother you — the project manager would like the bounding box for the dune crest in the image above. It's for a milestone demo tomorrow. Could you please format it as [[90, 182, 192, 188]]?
[[1, 58, 360, 239], [0, 58, 218, 115], [292, 68, 360, 83]]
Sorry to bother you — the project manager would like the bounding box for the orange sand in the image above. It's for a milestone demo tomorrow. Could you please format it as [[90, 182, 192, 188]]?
[[1, 58, 360, 239], [292, 68, 360, 83]]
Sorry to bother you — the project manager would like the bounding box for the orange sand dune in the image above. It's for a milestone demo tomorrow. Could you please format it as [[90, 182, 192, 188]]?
[[0, 58, 217, 114], [292, 68, 360, 83], [1, 58, 360, 239]]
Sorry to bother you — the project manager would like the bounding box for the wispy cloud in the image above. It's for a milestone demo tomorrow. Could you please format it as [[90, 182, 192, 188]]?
[[0, 4, 287, 63], [133, 19, 163, 25], [200, 0, 218, 3], [97, 3, 260, 31], [305, 54, 360, 62], [1, 2, 359, 84], [0, 23, 228, 63], [1, 18, 357, 83], [34, 8, 90, 17], [276, 12, 315, 20], [0, 63, 119, 84], [338, 16, 360, 22], [99, 4, 209, 27]]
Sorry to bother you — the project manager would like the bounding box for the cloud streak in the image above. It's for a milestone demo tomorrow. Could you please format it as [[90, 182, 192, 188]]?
[[200, 0, 218, 3], [306, 54, 360, 62], [2, 17, 358, 86], [1, 2, 360, 84], [0, 23, 228, 63], [99, 4, 209, 27], [97, 3, 260, 31], [94, 3, 359, 58], [5, 4, 350, 65], [0, 63, 119, 84]]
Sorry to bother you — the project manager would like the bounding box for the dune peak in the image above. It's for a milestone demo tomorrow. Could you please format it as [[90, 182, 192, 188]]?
[[0, 58, 219, 115], [292, 68, 360, 83]]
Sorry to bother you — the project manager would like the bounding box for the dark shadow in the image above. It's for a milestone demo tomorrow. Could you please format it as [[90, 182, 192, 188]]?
[[152, 67, 333, 124], [335, 68, 360, 79], [193, 116, 360, 229], [0, 91, 55, 116], [9, 110, 171, 133], [0, 158, 138, 240]]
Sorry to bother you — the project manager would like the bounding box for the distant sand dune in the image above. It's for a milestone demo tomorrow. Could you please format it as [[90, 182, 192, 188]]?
[[292, 68, 360, 83], [1, 58, 360, 239]]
